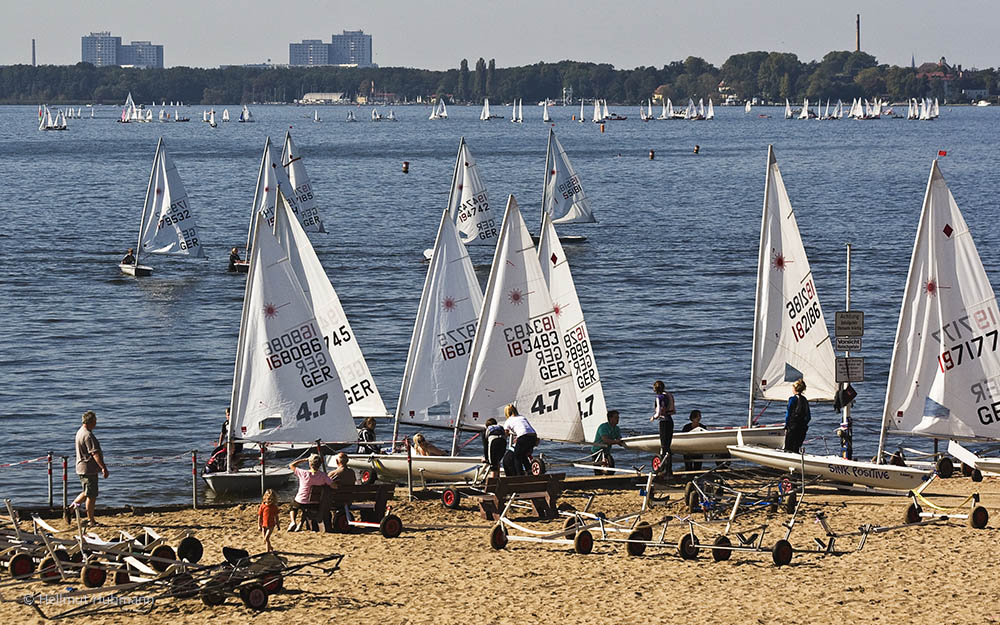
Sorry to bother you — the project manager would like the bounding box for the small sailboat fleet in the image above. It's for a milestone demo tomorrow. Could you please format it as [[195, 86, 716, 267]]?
[[119, 138, 205, 277], [37, 105, 68, 131], [480, 98, 503, 120], [428, 98, 448, 120]]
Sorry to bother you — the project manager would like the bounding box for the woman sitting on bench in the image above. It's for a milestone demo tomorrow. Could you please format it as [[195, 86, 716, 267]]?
[[288, 454, 334, 531]]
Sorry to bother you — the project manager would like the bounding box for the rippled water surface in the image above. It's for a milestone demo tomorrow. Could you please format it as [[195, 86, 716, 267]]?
[[2, 103, 999, 505]]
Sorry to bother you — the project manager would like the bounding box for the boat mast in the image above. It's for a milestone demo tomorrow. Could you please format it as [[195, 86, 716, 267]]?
[[244, 136, 271, 253], [444, 137, 466, 223], [747, 146, 774, 426], [539, 128, 553, 235], [843, 243, 852, 459], [133, 138, 162, 267]]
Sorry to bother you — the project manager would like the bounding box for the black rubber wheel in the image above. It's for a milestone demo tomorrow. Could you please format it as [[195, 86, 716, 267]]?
[[379, 514, 403, 538], [38, 557, 62, 584], [489, 524, 508, 550], [150, 544, 176, 572], [684, 481, 696, 499], [784, 491, 798, 514], [636, 522, 653, 542], [573, 530, 594, 555], [771, 539, 793, 566], [8, 552, 34, 578], [530, 457, 546, 476], [114, 568, 131, 585], [177, 536, 204, 563], [970, 505, 989, 529], [441, 488, 461, 510], [678, 533, 699, 560], [712, 535, 733, 562], [973, 469, 984, 482], [169, 572, 198, 599], [651, 456, 661, 472], [904, 502, 922, 524], [626, 529, 647, 556], [239, 583, 269, 611], [200, 586, 227, 607], [80, 564, 107, 588], [562, 517, 578, 532], [686, 489, 700, 513], [936, 456, 955, 478], [961, 462, 974, 477], [68, 551, 83, 564], [359, 469, 376, 485], [333, 512, 351, 533], [261, 572, 284, 593]]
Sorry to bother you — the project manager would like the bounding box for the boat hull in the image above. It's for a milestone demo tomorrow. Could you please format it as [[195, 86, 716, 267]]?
[[119, 263, 153, 277], [202, 467, 292, 495], [728, 444, 932, 491], [346, 454, 486, 483], [622, 424, 785, 455]]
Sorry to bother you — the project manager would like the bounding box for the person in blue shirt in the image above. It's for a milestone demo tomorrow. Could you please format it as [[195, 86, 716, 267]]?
[[591, 410, 624, 474], [783, 379, 811, 452]]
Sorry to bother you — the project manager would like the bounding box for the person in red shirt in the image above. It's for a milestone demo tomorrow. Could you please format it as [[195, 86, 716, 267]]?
[[259, 489, 279, 551]]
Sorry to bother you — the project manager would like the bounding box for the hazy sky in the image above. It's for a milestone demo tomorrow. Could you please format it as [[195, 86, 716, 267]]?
[[5, 0, 999, 71]]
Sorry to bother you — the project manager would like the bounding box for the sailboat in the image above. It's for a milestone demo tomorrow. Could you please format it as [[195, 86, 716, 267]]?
[[158, 109, 166, 122], [511, 99, 522, 123], [280, 131, 326, 234], [371, 108, 382, 121], [445, 137, 498, 247], [313, 109, 321, 123], [480, 98, 500, 120], [784, 99, 793, 119], [209, 109, 217, 128], [348, 206, 487, 482], [222, 109, 230, 122], [346, 110, 357, 122], [798, 98, 810, 119], [542, 100, 551, 123], [202, 208, 357, 494], [875, 160, 1000, 472], [745, 100, 752, 114], [386, 109, 397, 121], [727, 147, 931, 490], [536, 128, 595, 244], [578, 100, 585, 123], [429, 98, 448, 120], [706, 99, 715, 120], [592, 99, 602, 123], [239, 104, 254, 123], [119, 138, 205, 277]]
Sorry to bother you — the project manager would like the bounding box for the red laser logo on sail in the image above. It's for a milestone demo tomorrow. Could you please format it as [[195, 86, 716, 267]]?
[[508, 289, 524, 305], [442, 296, 456, 312], [771, 249, 789, 271], [264, 303, 279, 318]]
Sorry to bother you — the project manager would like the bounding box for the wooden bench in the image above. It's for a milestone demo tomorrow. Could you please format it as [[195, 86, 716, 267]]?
[[475, 473, 564, 521], [300, 483, 396, 532]]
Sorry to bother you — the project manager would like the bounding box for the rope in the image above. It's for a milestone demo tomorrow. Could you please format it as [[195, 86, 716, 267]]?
[[0, 455, 48, 469]]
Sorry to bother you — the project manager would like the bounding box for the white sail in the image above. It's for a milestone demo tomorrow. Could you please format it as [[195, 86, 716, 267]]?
[[273, 190, 387, 418], [749, 145, 837, 415], [438, 100, 448, 118], [798, 98, 810, 119], [480, 98, 491, 121], [932, 98, 940, 118], [222, 109, 230, 122], [698, 98, 705, 118], [745, 100, 752, 114], [578, 99, 584, 122], [446, 138, 498, 246], [880, 160, 1000, 442], [706, 98, 715, 120], [396, 209, 484, 428], [510, 100, 517, 122], [543, 100, 551, 122], [685, 99, 695, 120], [137, 139, 205, 259], [229, 213, 356, 444], [517, 99, 523, 122], [537, 212, 607, 441], [662, 98, 670, 119], [209, 110, 217, 127], [784, 99, 792, 119], [280, 131, 326, 233], [602, 99, 610, 119], [592, 99, 601, 123], [456, 195, 584, 443], [158, 109, 166, 122], [542, 128, 596, 225], [246, 137, 324, 247]]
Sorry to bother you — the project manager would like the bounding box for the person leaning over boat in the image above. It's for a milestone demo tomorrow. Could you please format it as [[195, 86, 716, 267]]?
[[288, 454, 335, 531], [412, 433, 447, 456], [121, 248, 135, 265], [69, 411, 109, 526], [592, 410, 625, 469], [227, 247, 242, 272], [649, 381, 676, 476], [483, 418, 507, 476], [783, 379, 811, 453], [503, 404, 538, 476], [357, 417, 378, 454]]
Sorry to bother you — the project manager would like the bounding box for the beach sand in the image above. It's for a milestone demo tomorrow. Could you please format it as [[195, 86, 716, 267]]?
[[4, 474, 999, 625]]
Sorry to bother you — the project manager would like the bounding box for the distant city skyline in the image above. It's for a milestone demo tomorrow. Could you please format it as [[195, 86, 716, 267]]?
[[3, 0, 999, 71]]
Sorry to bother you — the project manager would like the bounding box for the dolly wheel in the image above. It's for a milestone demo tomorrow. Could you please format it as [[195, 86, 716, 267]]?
[[489, 524, 508, 550], [904, 502, 922, 525], [441, 488, 461, 510], [573, 530, 594, 555], [200, 586, 227, 607], [651, 456, 661, 472], [686, 489, 700, 513], [973, 469, 984, 483], [170, 572, 198, 599], [333, 512, 351, 533], [80, 564, 107, 588], [562, 517, 578, 532], [530, 458, 546, 476], [261, 572, 284, 593], [935, 456, 954, 478], [38, 557, 62, 584], [961, 463, 974, 478], [360, 469, 376, 485], [970, 505, 989, 529], [712, 535, 733, 562], [380, 514, 404, 538], [177, 536, 204, 563], [113, 568, 131, 585], [150, 545, 176, 572], [678, 533, 699, 560], [771, 539, 793, 566], [636, 522, 654, 542], [626, 530, 647, 556], [8, 553, 34, 579], [240, 583, 269, 611]]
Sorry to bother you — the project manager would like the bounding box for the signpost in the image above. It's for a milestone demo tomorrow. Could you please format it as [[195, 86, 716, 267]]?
[[835, 356, 865, 383], [835, 336, 862, 351], [835, 311, 864, 338]]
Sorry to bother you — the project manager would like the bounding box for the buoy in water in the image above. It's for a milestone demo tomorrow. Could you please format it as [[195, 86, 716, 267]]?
[[649, 149, 655, 160]]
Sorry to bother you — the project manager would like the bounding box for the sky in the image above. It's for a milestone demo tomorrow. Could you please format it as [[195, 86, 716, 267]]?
[[4, 0, 999, 71]]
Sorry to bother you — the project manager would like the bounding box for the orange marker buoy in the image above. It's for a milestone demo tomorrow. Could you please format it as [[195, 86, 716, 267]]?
[[600, 123, 605, 133]]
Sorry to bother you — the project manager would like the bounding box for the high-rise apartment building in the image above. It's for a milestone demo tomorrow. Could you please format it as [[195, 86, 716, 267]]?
[[81, 32, 163, 68], [289, 30, 374, 67]]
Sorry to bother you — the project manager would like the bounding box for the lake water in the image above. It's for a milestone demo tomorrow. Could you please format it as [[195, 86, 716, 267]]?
[[2, 103, 998, 506]]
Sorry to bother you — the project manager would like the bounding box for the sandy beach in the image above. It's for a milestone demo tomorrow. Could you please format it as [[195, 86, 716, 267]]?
[[3, 473, 999, 625]]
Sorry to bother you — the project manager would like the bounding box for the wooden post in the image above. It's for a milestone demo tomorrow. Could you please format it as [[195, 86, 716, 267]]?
[[191, 450, 198, 510], [47, 452, 53, 509], [61, 456, 68, 512]]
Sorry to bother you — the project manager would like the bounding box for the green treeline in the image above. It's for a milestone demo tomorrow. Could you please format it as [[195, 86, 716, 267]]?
[[2, 51, 996, 105]]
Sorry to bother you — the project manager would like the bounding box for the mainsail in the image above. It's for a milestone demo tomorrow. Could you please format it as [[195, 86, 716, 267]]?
[[879, 160, 1000, 445], [748, 145, 837, 423], [245, 137, 317, 250], [136, 138, 204, 259], [272, 190, 387, 418], [396, 209, 484, 430], [537, 212, 607, 441], [229, 212, 356, 445], [456, 195, 583, 444], [446, 138, 498, 246], [280, 131, 326, 233], [542, 128, 597, 225]]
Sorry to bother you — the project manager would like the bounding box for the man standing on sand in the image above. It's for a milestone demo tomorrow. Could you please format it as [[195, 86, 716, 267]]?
[[70, 411, 109, 526]]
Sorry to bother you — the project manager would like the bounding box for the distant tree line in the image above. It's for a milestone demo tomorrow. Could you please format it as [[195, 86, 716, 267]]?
[[1, 51, 996, 105]]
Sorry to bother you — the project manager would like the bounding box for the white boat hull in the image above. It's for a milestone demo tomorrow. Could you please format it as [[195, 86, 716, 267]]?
[[119, 263, 153, 277], [728, 444, 932, 491], [202, 467, 292, 495], [622, 424, 785, 455], [347, 454, 486, 483]]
